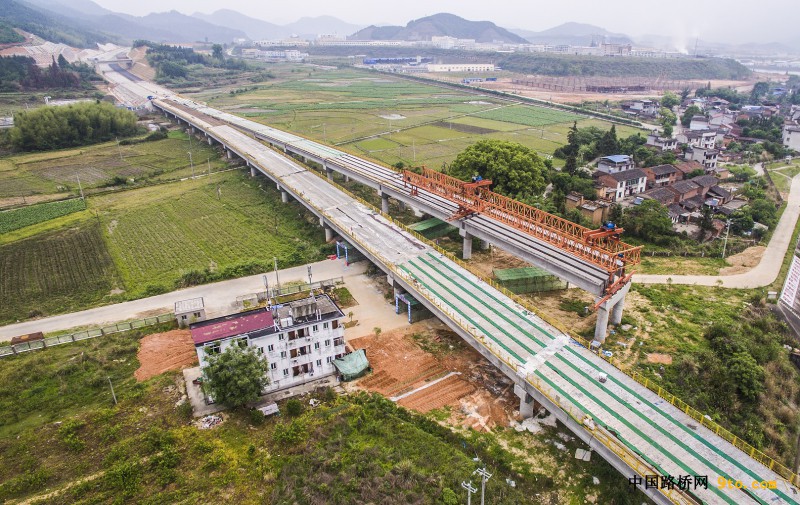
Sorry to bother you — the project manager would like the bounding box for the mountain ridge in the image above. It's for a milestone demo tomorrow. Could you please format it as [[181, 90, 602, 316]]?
[[350, 13, 527, 44]]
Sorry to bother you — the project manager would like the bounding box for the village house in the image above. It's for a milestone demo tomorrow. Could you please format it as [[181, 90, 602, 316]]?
[[565, 192, 612, 225], [677, 130, 717, 150], [630, 99, 659, 116], [642, 164, 681, 188], [783, 124, 800, 152], [594, 168, 647, 202], [642, 186, 679, 205], [596, 154, 635, 174], [191, 293, 348, 396], [645, 132, 678, 152], [674, 160, 705, 178], [684, 146, 719, 170], [689, 115, 710, 130]]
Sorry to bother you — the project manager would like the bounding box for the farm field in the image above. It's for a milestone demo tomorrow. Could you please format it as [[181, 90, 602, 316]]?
[[200, 66, 646, 170], [0, 197, 85, 234], [0, 170, 326, 324], [0, 130, 226, 207], [0, 223, 123, 324]]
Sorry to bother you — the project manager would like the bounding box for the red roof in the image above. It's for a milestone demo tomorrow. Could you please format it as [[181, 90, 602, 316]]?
[[190, 309, 274, 345]]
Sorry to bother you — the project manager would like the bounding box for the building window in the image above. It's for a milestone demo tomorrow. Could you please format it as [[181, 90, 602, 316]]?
[[314, 342, 320, 350], [270, 362, 277, 370], [326, 356, 333, 363], [333, 337, 344, 347], [181, 314, 187, 320], [267, 344, 274, 352], [323, 322, 329, 329], [278, 333, 285, 341], [193, 312, 201, 318], [232, 337, 248, 348], [258, 347, 264, 354], [283, 369, 289, 377], [205, 342, 221, 355], [325, 339, 331, 347], [280, 351, 287, 359], [316, 359, 322, 367], [332, 320, 339, 329], [312, 324, 319, 332]]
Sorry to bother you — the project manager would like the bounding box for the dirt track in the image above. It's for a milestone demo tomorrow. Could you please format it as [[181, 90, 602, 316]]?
[[134, 329, 198, 381]]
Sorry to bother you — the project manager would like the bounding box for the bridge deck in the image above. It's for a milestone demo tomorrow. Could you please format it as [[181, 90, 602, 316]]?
[[152, 98, 800, 504]]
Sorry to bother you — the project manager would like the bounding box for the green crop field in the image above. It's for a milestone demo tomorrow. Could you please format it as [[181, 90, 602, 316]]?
[[0, 130, 226, 205], [0, 223, 123, 324], [0, 169, 327, 323], [201, 66, 647, 170], [96, 172, 325, 292], [0, 198, 86, 234]]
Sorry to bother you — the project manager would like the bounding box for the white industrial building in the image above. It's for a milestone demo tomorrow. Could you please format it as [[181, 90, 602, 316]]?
[[191, 294, 347, 393], [426, 63, 495, 73]]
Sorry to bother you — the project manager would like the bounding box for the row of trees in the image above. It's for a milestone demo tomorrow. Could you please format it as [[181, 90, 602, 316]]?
[[135, 41, 248, 82], [9, 101, 139, 151], [555, 122, 676, 168], [0, 55, 98, 92]]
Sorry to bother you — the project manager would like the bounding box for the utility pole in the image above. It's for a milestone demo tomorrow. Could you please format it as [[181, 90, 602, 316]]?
[[412, 139, 416, 163], [107, 376, 117, 405], [461, 481, 477, 505], [76, 175, 84, 200], [188, 151, 194, 179], [274, 257, 281, 294], [207, 157, 211, 176], [116, 137, 123, 162], [722, 220, 731, 258], [307, 265, 314, 297], [473, 468, 492, 505]]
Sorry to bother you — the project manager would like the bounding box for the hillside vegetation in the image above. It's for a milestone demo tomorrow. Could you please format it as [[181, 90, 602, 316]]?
[[0, 0, 114, 47]]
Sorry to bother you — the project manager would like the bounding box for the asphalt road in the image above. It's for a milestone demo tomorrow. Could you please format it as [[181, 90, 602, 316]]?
[[635, 171, 800, 288], [0, 259, 365, 341]]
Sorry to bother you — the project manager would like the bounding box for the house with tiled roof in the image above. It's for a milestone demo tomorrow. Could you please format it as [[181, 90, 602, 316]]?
[[594, 168, 647, 202], [642, 164, 681, 188]]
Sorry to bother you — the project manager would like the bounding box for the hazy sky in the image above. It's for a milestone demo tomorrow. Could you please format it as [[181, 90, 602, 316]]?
[[89, 0, 798, 45]]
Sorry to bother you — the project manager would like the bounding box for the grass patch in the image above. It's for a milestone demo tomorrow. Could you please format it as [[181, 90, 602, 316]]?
[[332, 286, 356, 308], [638, 254, 728, 275]]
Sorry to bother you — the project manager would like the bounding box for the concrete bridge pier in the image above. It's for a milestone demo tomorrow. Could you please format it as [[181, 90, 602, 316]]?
[[323, 224, 334, 242], [397, 201, 406, 212], [379, 191, 390, 214], [225, 149, 232, 159], [250, 165, 257, 177], [206, 135, 213, 145], [325, 165, 333, 181], [279, 187, 289, 203], [515, 384, 537, 419], [593, 282, 631, 344], [461, 230, 473, 260]]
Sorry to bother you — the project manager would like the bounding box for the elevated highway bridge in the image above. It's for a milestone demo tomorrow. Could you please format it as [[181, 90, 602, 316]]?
[[161, 96, 635, 342], [95, 64, 800, 503]]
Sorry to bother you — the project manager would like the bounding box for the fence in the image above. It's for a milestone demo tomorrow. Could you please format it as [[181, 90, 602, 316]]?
[[0, 313, 174, 358]]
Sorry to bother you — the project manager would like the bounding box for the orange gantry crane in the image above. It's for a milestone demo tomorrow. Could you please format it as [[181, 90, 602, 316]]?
[[403, 168, 641, 298]]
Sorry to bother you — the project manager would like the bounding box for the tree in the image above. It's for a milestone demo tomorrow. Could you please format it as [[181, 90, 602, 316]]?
[[681, 105, 702, 127], [661, 91, 680, 109], [730, 208, 754, 234], [203, 345, 269, 408], [212, 44, 225, 60], [449, 140, 548, 199], [57, 53, 69, 69], [680, 88, 691, 101], [728, 352, 765, 400], [564, 156, 578, 176], [597, 125, 619, 156], [750, 81, 769, 103], [621, 199, 674, 242]]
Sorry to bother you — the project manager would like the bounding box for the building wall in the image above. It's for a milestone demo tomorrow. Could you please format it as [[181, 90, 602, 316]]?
[[597, 159, 634, 174], [426, 64, 495, 72], [784, 127, 800, 152], [195, 318, 346, 393]]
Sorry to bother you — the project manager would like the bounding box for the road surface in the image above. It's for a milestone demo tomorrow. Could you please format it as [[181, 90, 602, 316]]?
[[0, 260, 365, 341]]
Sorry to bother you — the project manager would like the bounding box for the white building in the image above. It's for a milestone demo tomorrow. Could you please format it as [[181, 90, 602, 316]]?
[[176, 297, 206, 328], [426, 63, 495, 73], [783, 125, 800, 152], [631, 99, 659, 116], [677, 130, 717, 150], [594, 169, 648, 202], [191, 294, 347, 393], [646, 132, 678, 152], [685, 147, 719, 170], [689, 115, 710, 131], [596, 155, 635, 174]]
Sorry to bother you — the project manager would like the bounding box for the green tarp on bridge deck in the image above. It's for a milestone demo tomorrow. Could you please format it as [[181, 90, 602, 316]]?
[[332, 349, 370, 381]]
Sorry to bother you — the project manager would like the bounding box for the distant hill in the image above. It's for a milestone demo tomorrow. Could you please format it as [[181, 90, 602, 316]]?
[[351, 13, 527, 44], [512, 22, 633, 46], [4, 0, 246, 45], [192, 11, 362, 40], [0, 0, 115, 47], [192, 9, 283, 40]]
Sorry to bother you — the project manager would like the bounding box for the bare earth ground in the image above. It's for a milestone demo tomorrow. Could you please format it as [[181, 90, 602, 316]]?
[[134, 329, 198, 381], [128, 47, 156, 81], [647, 353, 673, 365], [347, 320, 517, 430], [719, 246, 766, 275], [0, 192, 72, 210]]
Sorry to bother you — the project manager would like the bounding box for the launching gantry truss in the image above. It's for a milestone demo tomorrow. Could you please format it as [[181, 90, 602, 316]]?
[[403, 167, 642, 300]]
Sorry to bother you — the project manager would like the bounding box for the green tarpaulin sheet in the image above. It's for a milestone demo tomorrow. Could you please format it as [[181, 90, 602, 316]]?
[[333, 349, 370, 381]]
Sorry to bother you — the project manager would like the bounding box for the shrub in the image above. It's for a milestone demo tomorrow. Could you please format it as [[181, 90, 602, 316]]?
[[285, 399, 303, 417]]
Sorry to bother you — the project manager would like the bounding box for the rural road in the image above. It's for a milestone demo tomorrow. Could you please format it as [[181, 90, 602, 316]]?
[[635, 172, 800, 288], [0, 259, 369, 341]]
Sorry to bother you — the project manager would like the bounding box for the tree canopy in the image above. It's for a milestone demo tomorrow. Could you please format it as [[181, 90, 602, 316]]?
[[203, 345, 270, 408], [448, 140, 548, 199], [681, 105, 702, 127], [9, 101, 138, 151], [660, 91, 680, 109], [620, 199, 674, 243]]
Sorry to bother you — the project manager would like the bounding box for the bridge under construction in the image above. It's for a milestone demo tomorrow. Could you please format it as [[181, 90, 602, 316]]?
[[98, 63, 800, 504]]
